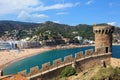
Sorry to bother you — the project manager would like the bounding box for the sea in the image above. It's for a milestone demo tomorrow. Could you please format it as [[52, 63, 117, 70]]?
[[3, 45, 120, 75]]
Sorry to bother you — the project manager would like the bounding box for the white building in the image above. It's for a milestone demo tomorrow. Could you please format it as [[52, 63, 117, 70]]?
[[0, 41, 13, 50], [75, 36, 83, 41]]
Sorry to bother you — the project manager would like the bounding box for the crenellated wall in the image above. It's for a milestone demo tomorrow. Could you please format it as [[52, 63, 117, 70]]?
[[16, 25, 115, 80], [17, 47, 112, 80]]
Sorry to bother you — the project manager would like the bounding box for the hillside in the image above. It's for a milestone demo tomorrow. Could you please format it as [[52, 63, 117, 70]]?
[[0, 20, 39, 30], [0, 20, 120, 41], [31, 21, 93, 40], [0, 20, 39, 37]]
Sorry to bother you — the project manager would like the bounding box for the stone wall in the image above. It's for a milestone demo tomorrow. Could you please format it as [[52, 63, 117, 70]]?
[[17, 47, 112, 80], [17, 25, 114, 80], [93, 25, 114, 52]]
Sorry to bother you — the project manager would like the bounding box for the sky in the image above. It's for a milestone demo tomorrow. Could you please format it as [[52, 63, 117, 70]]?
[[0, 0, 120, 26]]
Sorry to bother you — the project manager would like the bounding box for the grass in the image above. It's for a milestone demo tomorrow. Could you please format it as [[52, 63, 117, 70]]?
[[59, 65, 120, 80]]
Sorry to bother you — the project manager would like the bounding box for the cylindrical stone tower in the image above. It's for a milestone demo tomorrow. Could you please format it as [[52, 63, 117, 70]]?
[[93, 24, 114, 53]]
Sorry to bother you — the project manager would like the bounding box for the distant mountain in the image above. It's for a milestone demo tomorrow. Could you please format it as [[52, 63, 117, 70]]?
[[0, 20, 119, 40], [0, 20, 39, 36]]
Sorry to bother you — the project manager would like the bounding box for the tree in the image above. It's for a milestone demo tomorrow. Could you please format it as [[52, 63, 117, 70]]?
[[60, 66, 76, 78]]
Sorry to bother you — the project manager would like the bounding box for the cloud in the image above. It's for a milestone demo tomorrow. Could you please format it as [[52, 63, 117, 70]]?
[[42, 3, 73, 10], [56, 12, 68, 15], [86, 0, 94, 5], [75, 2, 80, 6], [32, 14, 49, 18], [0, 0, 80, 15], [0, 0, 42, 14], [53, 21, 60, 23], [107, 22, 116, 26], [17, 11, 29, 20], [34, 3, 79, 11], [0, 0, 80, 22], [17, 11, 49, 21]]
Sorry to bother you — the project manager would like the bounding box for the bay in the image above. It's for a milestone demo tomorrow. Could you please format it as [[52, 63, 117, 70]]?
[[3, 46, 120, 75]]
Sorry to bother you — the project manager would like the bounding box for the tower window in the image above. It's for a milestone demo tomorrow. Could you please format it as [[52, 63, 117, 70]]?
[[105, 47, 108, 53]]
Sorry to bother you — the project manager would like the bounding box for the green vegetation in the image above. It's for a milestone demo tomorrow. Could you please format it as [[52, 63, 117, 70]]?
[[0, 20, 39, 38], [0, 20, 120, 41], [34, 21, 94, 40], [59, 65, 120, 80], [91, 66, 120, 80], [60, 66, 76, 78], [110, 67, 120, 80]]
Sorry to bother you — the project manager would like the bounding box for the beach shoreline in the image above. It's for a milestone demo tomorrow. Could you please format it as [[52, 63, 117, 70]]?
[[112, 43, 120, 45], [0, 44, 93, 71], [0, 47, 52, 70]]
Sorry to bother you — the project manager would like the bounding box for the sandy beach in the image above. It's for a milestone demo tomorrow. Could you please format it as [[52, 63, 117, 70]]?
[[0, 47, 52, 70], [0, 44, 93, 71], [112, 43, 120, 45]]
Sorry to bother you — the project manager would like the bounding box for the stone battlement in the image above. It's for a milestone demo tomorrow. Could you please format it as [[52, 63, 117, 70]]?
[[16, 25, 114, 80], [17, 47, 111, 79], [0, 23, 114, 80], [93, 25, 114, 34]]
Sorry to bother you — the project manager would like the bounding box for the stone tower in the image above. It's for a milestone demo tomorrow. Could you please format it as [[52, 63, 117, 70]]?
[[93, 24, 114, 53]]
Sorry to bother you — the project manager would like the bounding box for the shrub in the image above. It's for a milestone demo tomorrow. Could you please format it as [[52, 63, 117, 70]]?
[[60, 66, 76, 78], [110, 67, 120, 79], [91, 66, 120, 80]]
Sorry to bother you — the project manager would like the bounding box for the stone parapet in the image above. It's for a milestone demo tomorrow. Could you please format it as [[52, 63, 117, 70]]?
[[16, 47, 112, 80]]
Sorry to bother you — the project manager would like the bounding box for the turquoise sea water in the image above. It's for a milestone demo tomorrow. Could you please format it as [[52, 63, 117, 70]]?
[[3, 46, 120, 75]]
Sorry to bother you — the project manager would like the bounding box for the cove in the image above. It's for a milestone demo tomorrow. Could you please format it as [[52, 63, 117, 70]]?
[[3, 46, 120, 75]]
